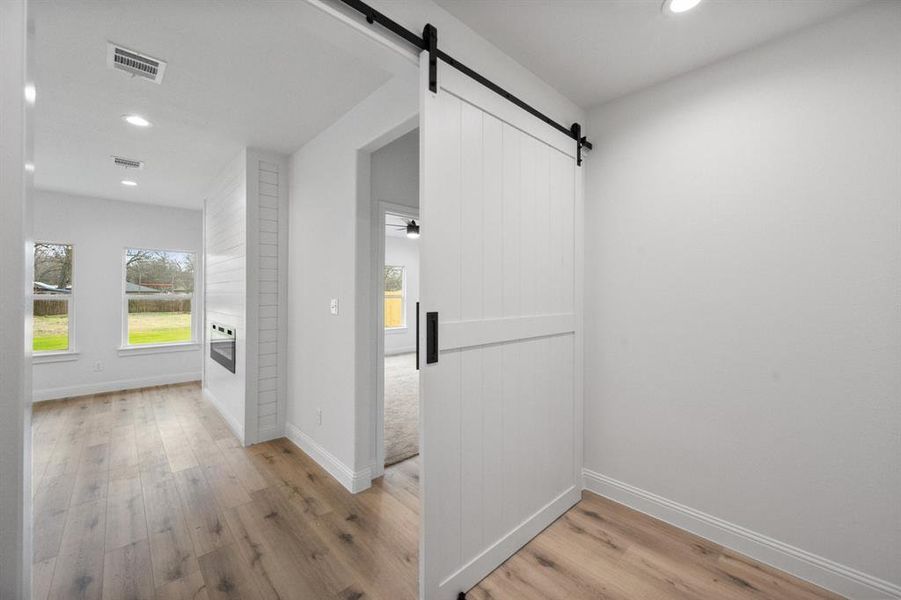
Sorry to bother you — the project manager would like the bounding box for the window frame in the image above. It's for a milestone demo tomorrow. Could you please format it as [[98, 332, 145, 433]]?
[[121, 246, 198, 350], [384, 264, 407, 331], [31, 241, 75, 356]]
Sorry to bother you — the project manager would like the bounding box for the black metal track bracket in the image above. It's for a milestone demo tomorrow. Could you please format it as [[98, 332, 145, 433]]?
[[337, 0, 592, 166], [423, 23, 438, 93], [570, 123, 593, 166]]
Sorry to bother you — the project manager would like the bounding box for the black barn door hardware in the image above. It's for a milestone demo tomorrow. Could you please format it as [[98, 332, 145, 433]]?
[[422, 23, 437, 93], [426, 311, 439, 364], [415, 301, 420, 370], [336, 0, 592, 165]]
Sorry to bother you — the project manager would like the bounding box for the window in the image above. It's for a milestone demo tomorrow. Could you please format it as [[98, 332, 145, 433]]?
[[33, 242, 74, 352], [124, 248, 195, 346], [384, 265, 405, 329]]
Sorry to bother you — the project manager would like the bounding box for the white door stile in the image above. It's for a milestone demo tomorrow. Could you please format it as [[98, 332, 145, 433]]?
[[419, 52, 582, 600]]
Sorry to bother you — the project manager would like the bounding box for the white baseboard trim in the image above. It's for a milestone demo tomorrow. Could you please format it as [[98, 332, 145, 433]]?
[[33, 372, 201, 402], [284, 422, 372, 493], [436, 485, 581, 596], [582, 469, 901, 600], [202, 387, 245, 444]]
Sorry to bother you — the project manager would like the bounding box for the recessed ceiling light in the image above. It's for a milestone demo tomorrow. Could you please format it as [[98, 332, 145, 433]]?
[[121, 180, 138, 187], [123, 114, 152, 128], [663, 0, 703, 14], [24, 83, 36, 105], [24, 162, 35, 173]]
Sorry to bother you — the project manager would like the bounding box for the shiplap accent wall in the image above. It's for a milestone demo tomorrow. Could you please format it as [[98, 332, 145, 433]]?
[[255, 158, 285, 440], [203, 151, 248, 441], [203, 149, 288, 446]]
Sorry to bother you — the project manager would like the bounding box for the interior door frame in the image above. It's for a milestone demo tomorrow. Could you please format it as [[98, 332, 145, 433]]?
[[371, 200, 420, 479], [418, 53, 585, 599], [0, 0, 33, 595]]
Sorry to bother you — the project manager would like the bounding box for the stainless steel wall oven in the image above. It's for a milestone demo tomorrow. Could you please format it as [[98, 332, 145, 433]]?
[[210, 322, 236, 373]]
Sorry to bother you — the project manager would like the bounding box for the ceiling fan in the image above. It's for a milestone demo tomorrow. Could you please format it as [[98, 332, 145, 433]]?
[[387, 219, 420, 239]]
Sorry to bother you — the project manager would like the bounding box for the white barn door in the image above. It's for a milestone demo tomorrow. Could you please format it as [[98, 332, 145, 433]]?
[[419, 54, 582, 599]]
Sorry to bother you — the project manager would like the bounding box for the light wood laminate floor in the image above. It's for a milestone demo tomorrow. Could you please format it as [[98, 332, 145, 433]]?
[[32, 382, 842, 600]]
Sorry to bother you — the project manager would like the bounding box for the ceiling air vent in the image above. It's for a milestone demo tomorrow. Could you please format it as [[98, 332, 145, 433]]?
[[106, 43, 167, 84], [112, 156, 144, 170]]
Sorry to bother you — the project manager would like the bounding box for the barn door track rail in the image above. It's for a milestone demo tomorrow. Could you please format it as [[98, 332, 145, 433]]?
[[337, 0, 593, 166]]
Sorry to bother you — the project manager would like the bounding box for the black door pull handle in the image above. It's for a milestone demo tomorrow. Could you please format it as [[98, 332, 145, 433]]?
[[426, 311, 438, 364], [415, 302, 420, 371]]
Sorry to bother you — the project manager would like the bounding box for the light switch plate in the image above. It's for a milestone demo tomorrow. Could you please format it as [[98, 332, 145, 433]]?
[[329, 298, 339, 315]]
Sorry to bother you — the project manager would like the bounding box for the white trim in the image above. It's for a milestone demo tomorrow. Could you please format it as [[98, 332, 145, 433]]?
[[33, 372, 201, 402], [202, 387, 245, 443], [117, 342, 200, 356], [582, 469, 901, 600], [372, 200, 420, 481], [0, 2, 31, 594], [285, 421, 372, 493], [32, 351, 80, 364]]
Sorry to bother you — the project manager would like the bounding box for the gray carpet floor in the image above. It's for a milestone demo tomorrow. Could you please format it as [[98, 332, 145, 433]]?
[[384, 352, 419, 466]]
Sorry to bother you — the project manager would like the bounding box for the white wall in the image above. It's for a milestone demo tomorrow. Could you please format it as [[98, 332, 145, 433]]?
[[384, 236, 419, 355], [371, 127, 419, 208], [204, 150, 248, 441], [582, 3, 901, 597], [288, 0, 585, 492], [32, 191, 203, 401], [204, 148, 289, 446], [371, 128, 420, 356], [287, 75, 419, 489]]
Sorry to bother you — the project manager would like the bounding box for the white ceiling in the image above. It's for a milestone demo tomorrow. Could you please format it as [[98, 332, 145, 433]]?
[[31, 0, 414, 209], [434, 0, 869, 108]]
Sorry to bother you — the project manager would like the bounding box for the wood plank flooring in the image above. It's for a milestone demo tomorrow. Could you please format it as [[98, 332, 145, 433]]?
[[32, 382, 843, 600]]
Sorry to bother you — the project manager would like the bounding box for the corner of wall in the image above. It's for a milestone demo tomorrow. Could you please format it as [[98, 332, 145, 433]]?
[[582, 469, 901, 599]]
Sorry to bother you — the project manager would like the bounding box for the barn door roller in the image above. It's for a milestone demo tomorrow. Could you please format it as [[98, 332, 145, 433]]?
[[337, 0, 593, 165]]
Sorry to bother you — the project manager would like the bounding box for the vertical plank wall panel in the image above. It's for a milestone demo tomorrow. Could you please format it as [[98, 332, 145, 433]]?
[[422, 82, 578, 594], [422, 90, 464, 581], [204, 149, 287, 446], [256, 159, 281, 440], [204, 152, 248, 441]]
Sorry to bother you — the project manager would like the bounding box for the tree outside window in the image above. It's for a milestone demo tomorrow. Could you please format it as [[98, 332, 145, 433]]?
[[124, 248, 195, 346], [33, 242, 74, 352], [385, 265, 405, 329]]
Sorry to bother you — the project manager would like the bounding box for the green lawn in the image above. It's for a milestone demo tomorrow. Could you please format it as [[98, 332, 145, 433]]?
[[33, 314, 68, 351], [32, 312, 191, 351], [128, 312, 191, 345]]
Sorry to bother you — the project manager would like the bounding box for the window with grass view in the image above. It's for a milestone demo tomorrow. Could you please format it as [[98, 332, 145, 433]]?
[[385, 265, 405, 329], [33, 242, 74, 352], [125, 248, 195, 346]]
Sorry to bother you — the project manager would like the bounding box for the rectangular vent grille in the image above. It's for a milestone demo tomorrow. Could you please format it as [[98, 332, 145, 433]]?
[[113, 156, 144, 170], [107, 43, 167, 84]]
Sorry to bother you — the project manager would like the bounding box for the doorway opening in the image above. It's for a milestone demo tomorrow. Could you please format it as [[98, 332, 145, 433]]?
[[370, 128, 421, 472], [383, 210, 420, 466]]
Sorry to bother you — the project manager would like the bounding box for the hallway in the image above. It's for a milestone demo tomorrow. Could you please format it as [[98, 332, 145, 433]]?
[[32, 383, 840, 600]]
